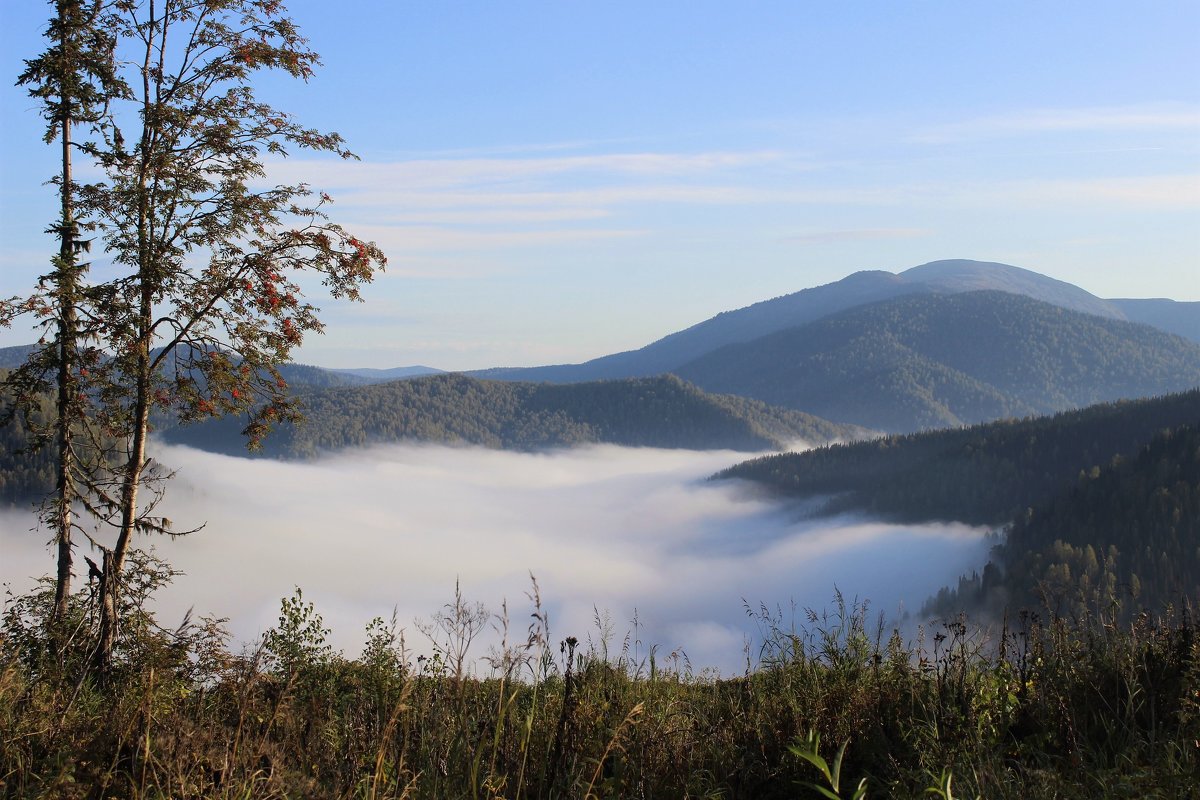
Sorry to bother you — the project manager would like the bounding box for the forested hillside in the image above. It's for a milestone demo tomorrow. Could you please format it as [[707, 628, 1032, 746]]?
[[715, 389, 1200, 526], [1110, 297, 1200, 344], [274, 362, 374, 389], [0, 369, 57, 507], [0, 345, 37, 369], [160, 373, 864, 458], [926, 421, 1200, 619], [678, 291, 1200, 432], [0, 351, 369, 504]]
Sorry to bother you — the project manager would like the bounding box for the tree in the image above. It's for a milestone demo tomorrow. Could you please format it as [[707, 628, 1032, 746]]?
[[10, 0, 385, 675], [8, 0, 122, 623]]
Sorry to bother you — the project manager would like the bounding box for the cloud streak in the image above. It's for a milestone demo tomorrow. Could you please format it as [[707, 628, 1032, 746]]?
[[784, 228, 933, 245], [266, 151, 791, 192], [1, 442, 990, 674], [911, 104, 1200, 143]]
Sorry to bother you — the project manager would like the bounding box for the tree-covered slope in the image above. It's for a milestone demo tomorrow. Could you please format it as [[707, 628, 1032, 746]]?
[[925, 420, 1200, 619], [327, 365, 444, 381], [160, 373, 865, 458], [275, 362, 376, 389], [715, 389, 1200, 527], [0, 345, 38, 370], [0, 369, 58, 507], [676, 291, 1200, 432], [1110, 297, 1200, 345], [1001, 421, 1200, 612]]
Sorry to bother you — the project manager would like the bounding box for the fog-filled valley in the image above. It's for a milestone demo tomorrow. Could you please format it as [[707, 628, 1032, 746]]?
[[3, 0, 1198, 791], [1, 441, 989, 675], [3, 255, 1197, 796]]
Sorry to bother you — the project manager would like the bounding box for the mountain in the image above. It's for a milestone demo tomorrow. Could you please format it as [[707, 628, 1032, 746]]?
[[924, 419, 1200, 620], [276, 362, 377, 389], [468, 259, 1199, 384], [471, 268, 927, 382], [159, 373, 867, 459], [674, 290, 1200, 432], [715, 388, 1200, 527], [898, 259, 1123, 318], [0, 368, 56, 506], [1109, 298, 1200, 344], [0, 345, 37, 369], [328, 365, 444, 381], [1, 342, 373, 391]]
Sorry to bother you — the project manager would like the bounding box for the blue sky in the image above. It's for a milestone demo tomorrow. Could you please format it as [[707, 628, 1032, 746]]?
[[2, 1, 1198, 370]]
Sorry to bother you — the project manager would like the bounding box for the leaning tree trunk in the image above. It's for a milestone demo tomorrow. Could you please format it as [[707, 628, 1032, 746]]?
[[94, 298, 152, 676]]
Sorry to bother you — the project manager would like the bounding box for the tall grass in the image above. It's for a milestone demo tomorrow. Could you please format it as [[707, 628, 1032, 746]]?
[[1, 574, 1195, 798]]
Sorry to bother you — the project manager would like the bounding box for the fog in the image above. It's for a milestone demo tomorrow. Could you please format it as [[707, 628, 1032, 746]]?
[[1, 442, 990, 674]]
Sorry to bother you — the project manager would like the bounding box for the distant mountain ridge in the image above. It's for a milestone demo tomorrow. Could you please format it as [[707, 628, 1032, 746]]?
[[159, 373, 867, 459], [5, 260, 1196, 388], [467, 259, 1196, 384], [5, 259, 1197, 439], [328, 365, 444, 381], [1109, 298, 1200, 343], [0, 345, 37, 369], [675, 290, 1200, 432]]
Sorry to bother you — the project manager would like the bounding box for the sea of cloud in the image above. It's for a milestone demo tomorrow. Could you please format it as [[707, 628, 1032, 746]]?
[[0, 442, 990, 675]]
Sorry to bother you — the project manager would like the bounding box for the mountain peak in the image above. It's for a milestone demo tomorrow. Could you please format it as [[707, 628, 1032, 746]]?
[[899, 259, 1123, 319]]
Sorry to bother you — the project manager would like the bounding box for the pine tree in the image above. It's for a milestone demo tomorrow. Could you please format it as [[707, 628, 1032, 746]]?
[[9, 0, 123, 622]]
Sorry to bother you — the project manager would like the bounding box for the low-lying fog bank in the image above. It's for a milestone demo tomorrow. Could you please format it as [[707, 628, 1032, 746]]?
[[1, 442, 989, 674]]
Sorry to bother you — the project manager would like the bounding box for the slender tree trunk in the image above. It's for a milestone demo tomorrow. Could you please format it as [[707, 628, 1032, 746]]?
[[95, 294, 152, 675], [52, 0, 80, 623]]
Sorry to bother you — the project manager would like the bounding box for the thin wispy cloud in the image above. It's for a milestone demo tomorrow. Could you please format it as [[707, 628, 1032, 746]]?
[[377, 136, 660, 161], [266, 151, 791, 192], [342, 222, 647, 254], [912, 104, 1200, 143], [785, 228, 933, 245], [379, 208, 613, 226], [969, 174, 1200, 210], [329, 185, 887, 216]]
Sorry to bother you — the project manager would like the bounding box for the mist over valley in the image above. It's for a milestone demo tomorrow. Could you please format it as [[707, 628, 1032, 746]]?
[[2, 1, 1197, 791], [3, 259, 1197, 674], [1, 440, 990, 675]]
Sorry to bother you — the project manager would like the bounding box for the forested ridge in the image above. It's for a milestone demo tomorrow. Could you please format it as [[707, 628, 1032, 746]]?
[[927, 421, 1200, 618], [0, 359, 377, 506], [716, 388, 1200, 526], [159, 372, 865, 458], [677, 290, 1200, 432], [0, 369, 57, 505]]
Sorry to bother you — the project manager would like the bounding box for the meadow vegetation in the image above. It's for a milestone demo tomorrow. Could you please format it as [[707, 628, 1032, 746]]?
[[2, 575, 1195, 798]]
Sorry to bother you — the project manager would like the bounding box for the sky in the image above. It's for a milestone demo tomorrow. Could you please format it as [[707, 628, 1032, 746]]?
[[1, 1, 1198, 370], [0, 442, 990, 674]]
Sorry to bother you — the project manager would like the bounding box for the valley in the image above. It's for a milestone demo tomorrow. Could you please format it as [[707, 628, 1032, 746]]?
[[5, 259, 1196, 633], [2, 259, 1197, 798], [3, 2, 1196, 792]]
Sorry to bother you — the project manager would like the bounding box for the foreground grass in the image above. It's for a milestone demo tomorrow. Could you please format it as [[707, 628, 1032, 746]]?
[[1, 577, 1196, 799]]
